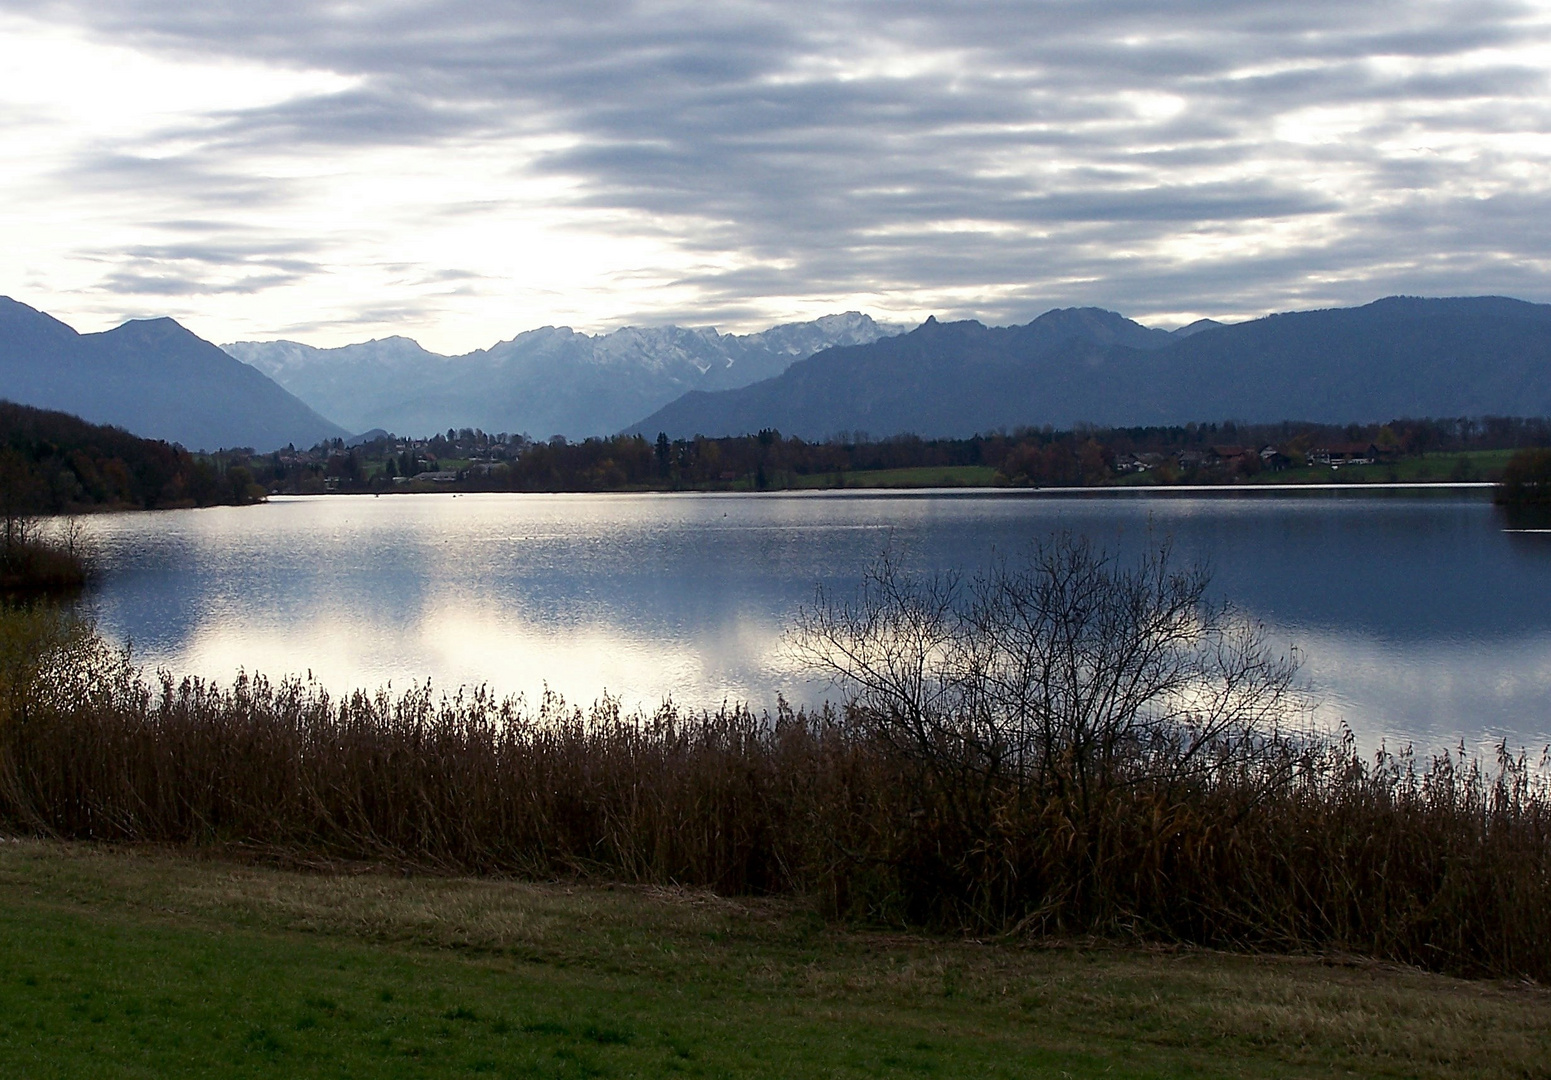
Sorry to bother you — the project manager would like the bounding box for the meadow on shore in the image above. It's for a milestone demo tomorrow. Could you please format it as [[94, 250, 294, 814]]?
[[3, 839, 1550, 1079]]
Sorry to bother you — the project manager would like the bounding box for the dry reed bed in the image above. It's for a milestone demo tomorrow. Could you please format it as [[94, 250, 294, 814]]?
[[0, 516, 88, 594], [1, 621, 1549, 984]]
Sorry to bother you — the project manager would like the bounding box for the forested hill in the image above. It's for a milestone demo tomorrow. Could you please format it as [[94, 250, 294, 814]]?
[[628, 296, 1551, 440], [0, 400, 263, 513]]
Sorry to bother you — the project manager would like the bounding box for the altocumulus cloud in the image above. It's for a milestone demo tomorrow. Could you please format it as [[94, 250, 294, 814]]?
[[3, 0, 1551, 349]]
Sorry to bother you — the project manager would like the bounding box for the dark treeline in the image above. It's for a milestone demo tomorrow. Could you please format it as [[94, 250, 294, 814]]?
[[238, 416, 1551, 493], [0, 400, 264, 513], [1498, 447, 1551, 505], [1091, 415, 1551, 454], [503, 428, 990, 490]]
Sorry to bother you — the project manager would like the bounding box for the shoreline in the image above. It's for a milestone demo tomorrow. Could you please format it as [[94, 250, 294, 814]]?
[[265, 479, 1500, 500]]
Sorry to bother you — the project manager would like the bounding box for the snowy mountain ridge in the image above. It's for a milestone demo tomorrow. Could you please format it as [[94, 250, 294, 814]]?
[[224, 311, 909, 438]]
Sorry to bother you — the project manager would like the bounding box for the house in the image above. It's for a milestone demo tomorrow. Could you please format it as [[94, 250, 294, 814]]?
[[1208, 445, 1253, 468], [1308, 443, 1383, 468], [1259, 445, 1291, 470]]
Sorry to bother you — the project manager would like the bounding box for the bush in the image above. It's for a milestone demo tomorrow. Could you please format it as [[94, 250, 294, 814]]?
[[1496, 447, 1551, 505], [789, 538, 1551, 974], [788, 536, 1310, 928], [0, 516, 89, 594]]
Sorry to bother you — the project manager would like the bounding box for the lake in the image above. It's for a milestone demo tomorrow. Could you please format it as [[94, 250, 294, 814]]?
[[75, 487, 1551, 755]]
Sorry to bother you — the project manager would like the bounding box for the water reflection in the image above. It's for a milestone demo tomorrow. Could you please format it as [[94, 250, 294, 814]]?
[[77, 489, 1551, 753], [167, 600, 795, 711]]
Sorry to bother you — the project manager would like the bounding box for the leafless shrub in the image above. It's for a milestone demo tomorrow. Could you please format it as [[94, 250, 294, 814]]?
[[786, 537, 1551, 962], [789, 535, 1304, 804], [0, 513, 90, 594]]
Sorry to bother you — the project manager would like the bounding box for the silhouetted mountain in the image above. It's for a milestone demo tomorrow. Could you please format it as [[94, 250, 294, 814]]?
[[628, 297, 1551, 439], [0, 298, 347, 452], [1172, 319, 1223, 338], [224, 312, 909, 439]]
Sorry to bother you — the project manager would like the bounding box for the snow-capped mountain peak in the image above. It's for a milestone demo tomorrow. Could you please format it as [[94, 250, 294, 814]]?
[[222, 311, 912, 439]]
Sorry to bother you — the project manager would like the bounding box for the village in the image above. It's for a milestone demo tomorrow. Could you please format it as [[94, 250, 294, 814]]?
[[1112, 440, 1395, 476], [219, 418, 1517, 495]]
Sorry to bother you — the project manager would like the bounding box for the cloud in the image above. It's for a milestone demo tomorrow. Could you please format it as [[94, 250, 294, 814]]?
[[3, 0, 1551, 345], [198, 87, 504, 149], [52, 151, 294, 209], [100, 268, 306, 295]]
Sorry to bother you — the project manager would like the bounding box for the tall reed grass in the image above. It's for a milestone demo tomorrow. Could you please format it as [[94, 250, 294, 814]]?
[[1, 607, 1548, 981]]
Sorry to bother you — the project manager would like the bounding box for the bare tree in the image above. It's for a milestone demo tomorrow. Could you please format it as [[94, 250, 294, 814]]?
[[788, 535, 1303, 811]]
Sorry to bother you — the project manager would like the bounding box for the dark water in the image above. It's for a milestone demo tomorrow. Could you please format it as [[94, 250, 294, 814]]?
[[75, 488, 1551, 753]]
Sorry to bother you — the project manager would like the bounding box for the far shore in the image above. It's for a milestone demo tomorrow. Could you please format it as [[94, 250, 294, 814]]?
[[269, 478, 1500, 498]]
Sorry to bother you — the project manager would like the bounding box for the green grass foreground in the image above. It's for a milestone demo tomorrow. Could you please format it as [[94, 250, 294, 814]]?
[[2, 841, 1549, 1079]]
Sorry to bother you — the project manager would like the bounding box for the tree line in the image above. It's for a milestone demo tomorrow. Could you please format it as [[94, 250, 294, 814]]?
[[237, 416, 1551, 494]]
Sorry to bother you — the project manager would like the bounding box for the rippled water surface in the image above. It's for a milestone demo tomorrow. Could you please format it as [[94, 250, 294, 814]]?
[[77, 488, 1551, 753]]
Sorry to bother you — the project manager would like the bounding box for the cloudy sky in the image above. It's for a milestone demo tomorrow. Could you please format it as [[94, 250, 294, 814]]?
[[4, 0, 1551, 353]]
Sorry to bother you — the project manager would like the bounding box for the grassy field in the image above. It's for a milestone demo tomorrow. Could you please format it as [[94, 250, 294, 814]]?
[[1, 842, 1548, 1078], [786, 465, 1001, 488], [781, 448, 1511, 492], [1245, 448, 1516, 485]]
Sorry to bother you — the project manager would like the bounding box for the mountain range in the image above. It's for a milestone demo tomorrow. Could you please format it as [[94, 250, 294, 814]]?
[[629, 297, 1551, 440], [223, 312, 908, 440], [6, 294, 1551, 452], [0, 297, 345, 453]]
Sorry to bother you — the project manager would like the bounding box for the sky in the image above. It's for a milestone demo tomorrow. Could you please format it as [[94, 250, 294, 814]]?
[[4, 0, 1551, 354]]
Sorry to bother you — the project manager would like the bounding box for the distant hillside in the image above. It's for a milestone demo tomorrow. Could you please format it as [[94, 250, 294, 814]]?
[[628, 297, 1551, 439], [0, 298, 347, 452], [0, 400, 261, 512], [224, 312, 909, 439]]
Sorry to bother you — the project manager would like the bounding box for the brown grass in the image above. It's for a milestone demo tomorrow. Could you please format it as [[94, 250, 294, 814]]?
[[0, 614, 1549, 984]]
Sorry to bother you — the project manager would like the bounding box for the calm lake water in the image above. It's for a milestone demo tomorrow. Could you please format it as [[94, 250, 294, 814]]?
[[75, 488, 1551, 754]]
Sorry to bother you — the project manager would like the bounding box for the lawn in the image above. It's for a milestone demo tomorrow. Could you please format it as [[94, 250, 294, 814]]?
[[1246, 448, 1516, 485], [1, 841, 1547, 1078], [786, 465, 1000, 488]]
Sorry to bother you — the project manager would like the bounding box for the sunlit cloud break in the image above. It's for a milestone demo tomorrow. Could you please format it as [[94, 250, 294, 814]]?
[[3, 0, 1551, 352]]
